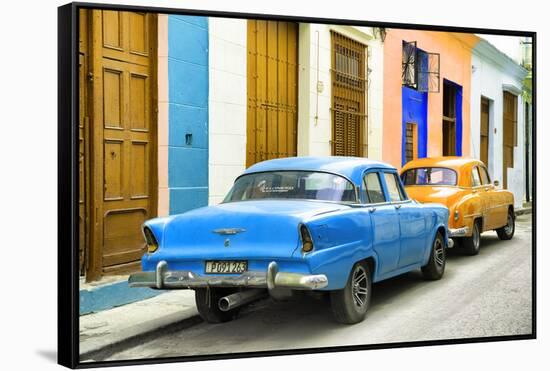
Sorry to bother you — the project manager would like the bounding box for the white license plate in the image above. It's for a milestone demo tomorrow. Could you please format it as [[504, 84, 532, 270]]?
[[205, 260, 248, 274]]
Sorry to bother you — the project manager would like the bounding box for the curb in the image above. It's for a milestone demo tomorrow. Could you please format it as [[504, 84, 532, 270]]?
[[80, 308, 202, 361], [515, 207, 532, 216]]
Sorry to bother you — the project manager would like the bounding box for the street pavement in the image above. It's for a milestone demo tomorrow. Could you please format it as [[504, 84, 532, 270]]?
[[82, 214, 533, 362]]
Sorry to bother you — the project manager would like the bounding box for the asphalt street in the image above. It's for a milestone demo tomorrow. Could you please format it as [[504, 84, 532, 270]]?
[[98, 214, 533, 361]]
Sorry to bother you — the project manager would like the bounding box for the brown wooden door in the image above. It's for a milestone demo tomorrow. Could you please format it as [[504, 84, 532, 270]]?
[[405, 123, 418, 164], [79, 11, 90, 276], [502, 91, 517, 189], [480, 97, 489, 166], [442, 81, 457, 156], [331, 32, 367, 157], [82, 10, 157, 280], [246, 20, 298, 167]]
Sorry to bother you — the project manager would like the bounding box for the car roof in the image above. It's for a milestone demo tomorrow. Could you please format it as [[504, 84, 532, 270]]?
[[401, 156, 485, 171], [242, 156, 394, 185]]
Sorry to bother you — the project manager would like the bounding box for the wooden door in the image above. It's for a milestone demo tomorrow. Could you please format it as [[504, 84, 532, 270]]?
[[79, 11, 90, 275], [480, 97, 489, 166], [83, 10, 157, 280], [331, 32, 367, 157], [405, 123, 418, 164], [246, 20, 298, 167], [502, 91, 517, 189], [442, 82, 456, 156]]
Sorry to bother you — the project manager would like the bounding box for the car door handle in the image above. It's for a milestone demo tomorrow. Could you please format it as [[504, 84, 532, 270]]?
[[368, 207, 377, 213], [394, 204, 402, 210]]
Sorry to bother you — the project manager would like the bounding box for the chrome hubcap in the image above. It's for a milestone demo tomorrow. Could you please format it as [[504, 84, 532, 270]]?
[[434, 239, 445, 267], [352, 266, 368, 308], [504, 214, 514, 235]]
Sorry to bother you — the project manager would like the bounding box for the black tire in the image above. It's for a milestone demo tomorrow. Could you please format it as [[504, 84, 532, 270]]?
[[496, 208, 515, 240], [462, 220, 481, 256], [195, 288, 240, 323], [330, 262, 372, 324], [421, 231, 446, 280]]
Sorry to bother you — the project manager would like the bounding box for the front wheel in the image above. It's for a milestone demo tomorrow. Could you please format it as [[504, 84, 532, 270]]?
[[496, 209, 515, 240], [195, 288, 240, 323], [421, 232, 446, 280], [330, 262, 372, 324]]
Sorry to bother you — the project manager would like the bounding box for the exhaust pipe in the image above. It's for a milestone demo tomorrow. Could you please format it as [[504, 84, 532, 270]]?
[[218, 289, 266, 312]]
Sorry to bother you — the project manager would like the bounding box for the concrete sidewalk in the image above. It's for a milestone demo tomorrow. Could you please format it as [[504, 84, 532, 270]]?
[[79, 289, 200, 359]]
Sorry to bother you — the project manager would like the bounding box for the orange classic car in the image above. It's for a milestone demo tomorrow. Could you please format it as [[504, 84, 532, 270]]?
[[400, 157, 515, 255]]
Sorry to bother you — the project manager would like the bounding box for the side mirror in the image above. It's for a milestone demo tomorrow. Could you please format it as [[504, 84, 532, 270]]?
[[493, 180, 500, 187]]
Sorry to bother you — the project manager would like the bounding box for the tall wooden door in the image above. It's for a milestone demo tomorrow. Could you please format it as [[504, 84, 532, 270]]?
[[480, 97, 489, 166], [502, 91, 517, 189], [404, 123, 418, 164], [442, 81, 457, 156], [331, 32, 367, 157], [79, 11, 90, 275], [82, 10, 157, 280], [247, 20, 298, 167]]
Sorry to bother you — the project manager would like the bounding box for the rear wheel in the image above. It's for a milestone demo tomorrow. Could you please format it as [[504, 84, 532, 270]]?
[[195, 288, 240, 323], [462, 220, 481, 256], [496, 208, 515, 240], [421, 232, 446, 280], [330, 262, 372, 324]]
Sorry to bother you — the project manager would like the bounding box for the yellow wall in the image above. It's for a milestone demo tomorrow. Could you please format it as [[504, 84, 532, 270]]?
[[383, 30, 479, 169]]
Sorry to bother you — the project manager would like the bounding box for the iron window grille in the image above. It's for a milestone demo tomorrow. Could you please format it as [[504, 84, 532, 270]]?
[[402, 41, 440, 93]]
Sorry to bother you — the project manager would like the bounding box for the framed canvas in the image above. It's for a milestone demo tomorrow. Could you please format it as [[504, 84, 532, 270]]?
[[58, 2, 536, 368]]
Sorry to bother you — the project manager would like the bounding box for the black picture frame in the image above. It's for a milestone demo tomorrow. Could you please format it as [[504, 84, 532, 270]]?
[[58, 2, 537, 368]]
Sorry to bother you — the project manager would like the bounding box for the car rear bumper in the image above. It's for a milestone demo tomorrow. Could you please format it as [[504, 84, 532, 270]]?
[[128, 260, 328, 290]]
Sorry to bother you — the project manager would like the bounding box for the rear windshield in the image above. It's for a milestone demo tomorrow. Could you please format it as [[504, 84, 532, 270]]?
[[223, 171, 357, 203], [401, 167, 457, 186]]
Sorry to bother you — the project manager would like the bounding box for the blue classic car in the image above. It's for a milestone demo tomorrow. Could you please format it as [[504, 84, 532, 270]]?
[[129, 157, 450, 324]]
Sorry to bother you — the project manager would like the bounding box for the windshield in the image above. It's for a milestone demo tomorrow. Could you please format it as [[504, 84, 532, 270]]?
[[401, 167, 457, 186], [223, 171, 357, 203]]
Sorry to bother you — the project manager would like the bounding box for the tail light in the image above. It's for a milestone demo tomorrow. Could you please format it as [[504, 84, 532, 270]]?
[[143, 226, 159, 253], [300, 224, 314, 253]]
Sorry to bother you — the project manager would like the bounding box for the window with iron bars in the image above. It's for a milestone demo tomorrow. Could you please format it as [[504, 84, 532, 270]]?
[[402, 41, 440, 93]]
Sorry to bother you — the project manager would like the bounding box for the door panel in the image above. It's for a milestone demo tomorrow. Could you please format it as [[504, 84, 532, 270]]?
[[246, 20, 298, 167], [79, 12, 90, 275], [480, 97, 489, 166], [396, 202, 426, 267], [84, 9, 157, 279], [370, 205, 401, 275], [503, 91, 517, 188]]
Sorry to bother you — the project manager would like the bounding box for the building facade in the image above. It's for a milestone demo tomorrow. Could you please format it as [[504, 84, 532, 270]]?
[[79, 10, 530, 282], [79, 10, 385, 280], [470, 38, 528, 208], [382, 30, 479, 169]]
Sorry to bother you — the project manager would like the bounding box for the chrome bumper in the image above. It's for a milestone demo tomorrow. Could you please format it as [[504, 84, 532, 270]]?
[[128, 260, 328, 290], [448, 226, 471, 238]]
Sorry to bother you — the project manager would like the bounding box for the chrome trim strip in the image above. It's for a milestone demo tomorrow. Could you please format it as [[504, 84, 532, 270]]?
[[212, 228, 246, 235], [448, 227, 471, 237]]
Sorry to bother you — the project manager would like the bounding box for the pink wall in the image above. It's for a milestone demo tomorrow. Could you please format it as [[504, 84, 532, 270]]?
[[383, 30, 479, 169]]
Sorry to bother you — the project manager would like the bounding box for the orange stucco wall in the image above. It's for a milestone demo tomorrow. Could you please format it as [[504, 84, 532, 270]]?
[[383, 30, 479, 170]]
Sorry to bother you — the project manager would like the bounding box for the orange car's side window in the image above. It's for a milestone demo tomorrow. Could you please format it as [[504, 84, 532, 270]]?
[[472, 167, 482, 187]]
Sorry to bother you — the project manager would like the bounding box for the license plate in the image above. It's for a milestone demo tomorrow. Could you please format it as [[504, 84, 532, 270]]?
[[205, 260, 248, 274]]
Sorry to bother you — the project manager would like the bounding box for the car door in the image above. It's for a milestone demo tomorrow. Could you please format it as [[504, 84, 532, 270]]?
[[381, 171, 426, 268], [478, 164, 507, 229], [362, 171, 401, 276], [471, 165, 492, 230]]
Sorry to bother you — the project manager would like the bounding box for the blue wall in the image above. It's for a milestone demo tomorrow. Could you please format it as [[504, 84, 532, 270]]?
[[401, 86, 428, 166], [167, 16, 209, 214]]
